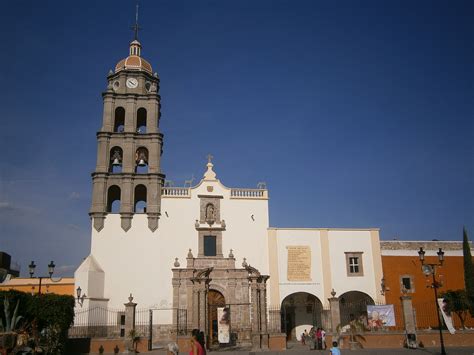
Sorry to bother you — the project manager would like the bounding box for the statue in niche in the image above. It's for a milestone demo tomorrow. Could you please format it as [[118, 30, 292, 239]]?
[[205, 203, 215, 224]]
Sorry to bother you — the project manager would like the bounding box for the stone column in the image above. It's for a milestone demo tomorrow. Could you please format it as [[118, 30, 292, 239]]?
[[258, 279, 269, 349], [192, 286, 200, 330], [401, 295, 416, 334], [124, 294, 137, 350], [199, 283, 207, 332], [172, 278, 180, 330], [250, 278, 260, 349], [328, 296, 340, 333]]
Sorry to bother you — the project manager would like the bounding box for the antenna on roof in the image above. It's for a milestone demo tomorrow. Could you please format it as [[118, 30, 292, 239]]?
[[131, 0, 141, 41]]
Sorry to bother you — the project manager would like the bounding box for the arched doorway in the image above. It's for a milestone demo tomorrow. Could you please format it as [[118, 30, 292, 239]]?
[[208, 290, 225, 346], [339, 291, 375, 326], [281, 292, 323, 341]]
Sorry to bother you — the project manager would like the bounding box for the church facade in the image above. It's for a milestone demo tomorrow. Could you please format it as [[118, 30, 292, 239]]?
[[75, 37, 385, 346]]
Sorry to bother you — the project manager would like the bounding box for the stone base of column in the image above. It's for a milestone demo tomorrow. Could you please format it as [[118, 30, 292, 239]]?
[[260, 333, 269, 349], [251, 333, 261, 350]]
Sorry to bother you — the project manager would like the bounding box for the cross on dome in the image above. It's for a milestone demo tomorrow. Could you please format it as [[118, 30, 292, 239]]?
[[203, 154, 217, 181]]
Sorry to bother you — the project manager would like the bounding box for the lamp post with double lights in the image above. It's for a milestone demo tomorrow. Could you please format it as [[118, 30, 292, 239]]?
[[28, 260, 60, 295], [418, 247, 446, 355]]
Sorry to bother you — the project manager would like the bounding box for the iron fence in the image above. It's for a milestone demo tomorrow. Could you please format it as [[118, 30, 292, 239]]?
[[69, 306, 124, 338]]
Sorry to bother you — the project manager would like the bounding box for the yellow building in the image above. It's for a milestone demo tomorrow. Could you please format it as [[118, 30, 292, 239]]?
[[0, 277, 75, 296]]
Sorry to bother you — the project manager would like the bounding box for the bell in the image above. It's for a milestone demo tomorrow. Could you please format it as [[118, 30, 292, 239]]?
[[112, 158, 121, 166], [138, 159, 147, 167]]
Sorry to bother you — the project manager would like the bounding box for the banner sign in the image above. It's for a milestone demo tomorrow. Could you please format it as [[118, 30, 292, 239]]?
[[217, 307, 230, 343], [367, 305, 396, 327], [438, 298, 456, 334]]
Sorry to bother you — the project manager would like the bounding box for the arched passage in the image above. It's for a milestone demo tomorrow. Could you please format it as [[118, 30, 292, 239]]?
[[281, 292, 323, 341], [339, 291, 375, 326], [208, 289, 225, 346]]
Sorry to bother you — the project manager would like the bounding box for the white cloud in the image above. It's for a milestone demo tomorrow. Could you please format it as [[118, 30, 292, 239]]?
[[69, 192, 81, 200]]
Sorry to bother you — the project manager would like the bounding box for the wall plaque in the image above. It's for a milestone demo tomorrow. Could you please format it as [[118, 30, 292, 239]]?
[[287, 246, 311, 281]]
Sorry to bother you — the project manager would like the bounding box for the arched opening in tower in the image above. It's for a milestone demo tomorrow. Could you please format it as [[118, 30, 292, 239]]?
[[107, 185, 121, 213], [135, 147, 149, 173], [114, 107, 125, 132], [136, 107, 147, 133], [134, 184, 147, 213], [109, 146, 123, 173]]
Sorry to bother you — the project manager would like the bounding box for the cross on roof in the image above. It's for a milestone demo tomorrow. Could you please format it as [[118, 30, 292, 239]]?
[[207, 154, 214, 164], [131, 0, 141, 41]]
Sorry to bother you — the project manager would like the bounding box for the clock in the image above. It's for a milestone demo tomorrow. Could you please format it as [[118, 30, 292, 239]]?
[[126, 77, 138, 89]]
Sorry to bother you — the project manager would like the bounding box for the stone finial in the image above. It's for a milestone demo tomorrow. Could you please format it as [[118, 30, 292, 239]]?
[[203, 155, 217, 181], [221, 220, 226, 228], [128, 293, 134, 303], [174, 258, 180, 267], [187, 249, 193, 258], [108, 69, 114, 75], [195, 219, 199, 228], [242, 258, 248, 267], [229, 249, 234, 258], [330, 289, 336, 297]]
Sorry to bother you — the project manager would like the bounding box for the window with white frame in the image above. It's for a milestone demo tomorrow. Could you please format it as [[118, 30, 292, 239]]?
[[345, 252, 364, 276]]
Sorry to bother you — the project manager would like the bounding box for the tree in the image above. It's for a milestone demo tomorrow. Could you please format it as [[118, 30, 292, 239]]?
[[441, 289, 470, 329], [463, 227, 474, 316]]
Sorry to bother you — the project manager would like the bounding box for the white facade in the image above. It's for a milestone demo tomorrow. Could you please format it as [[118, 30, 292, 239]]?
[[76, 163, 270, 310], [76, 162, 384, 311]]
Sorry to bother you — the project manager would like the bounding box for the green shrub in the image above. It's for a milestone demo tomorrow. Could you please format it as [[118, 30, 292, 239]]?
[[0, 290, 75, 354]]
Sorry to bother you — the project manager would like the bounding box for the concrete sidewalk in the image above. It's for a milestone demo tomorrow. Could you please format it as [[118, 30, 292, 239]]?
[[101, 347, 474, 355]]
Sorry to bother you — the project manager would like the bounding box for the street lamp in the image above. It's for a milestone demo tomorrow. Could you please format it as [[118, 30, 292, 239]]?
[[418, 247, 446, 355], [28, 260, 60, 295], [76, 286, 87, 307]]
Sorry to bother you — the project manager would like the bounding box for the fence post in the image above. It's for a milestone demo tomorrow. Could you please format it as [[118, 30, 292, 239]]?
[[124, 294, 137, 350], [328, 295, 340, 334]]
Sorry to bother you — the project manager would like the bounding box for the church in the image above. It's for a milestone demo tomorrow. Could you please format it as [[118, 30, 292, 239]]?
[[74, 35, 385, 347]]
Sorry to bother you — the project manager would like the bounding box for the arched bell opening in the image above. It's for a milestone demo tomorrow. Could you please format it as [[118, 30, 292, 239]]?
[[134, 184, 147, 213], [135, 147, 148, 173], [106, 185, 121, 213], [136, 107, 147, 133], [338, 291, 375, 327], [281, 292, 323, 341], [109, 147, 123, 173], [208, 289, 226, 346], [114, 107, 125, 132]]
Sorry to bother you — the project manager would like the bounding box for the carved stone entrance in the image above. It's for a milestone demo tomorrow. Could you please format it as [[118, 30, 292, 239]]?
[[208, 290, 225, 346], [171, 250, 269, 349]]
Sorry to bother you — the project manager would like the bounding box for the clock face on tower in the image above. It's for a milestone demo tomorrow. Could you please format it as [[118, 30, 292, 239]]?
[[126, 77, 138, 89]]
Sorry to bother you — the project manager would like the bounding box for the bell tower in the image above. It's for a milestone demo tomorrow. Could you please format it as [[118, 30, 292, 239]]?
[[89, 34, 165, 232]]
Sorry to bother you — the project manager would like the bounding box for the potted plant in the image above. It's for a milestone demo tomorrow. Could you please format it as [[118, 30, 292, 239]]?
[[128, 329, 140, 353], [336, 318, 366, 350]]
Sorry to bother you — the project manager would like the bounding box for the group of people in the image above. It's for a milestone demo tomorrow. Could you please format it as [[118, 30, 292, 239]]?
[[301, 327, 341, 354], [301, 327, 326, 350]]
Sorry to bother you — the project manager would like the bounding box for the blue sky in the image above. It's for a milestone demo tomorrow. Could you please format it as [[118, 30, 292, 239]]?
[[0, 0, 472, 277]]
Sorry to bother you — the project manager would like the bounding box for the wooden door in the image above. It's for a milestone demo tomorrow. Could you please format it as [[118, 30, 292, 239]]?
[[208, 290, 225, 346]]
